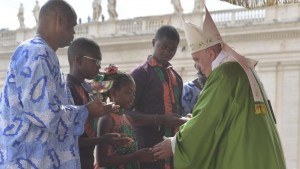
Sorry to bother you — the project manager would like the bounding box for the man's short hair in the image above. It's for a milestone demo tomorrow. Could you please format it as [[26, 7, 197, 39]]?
[[68, 37, 101, 63], [39, 0, 76, 20], [155, 25, 180, 43]]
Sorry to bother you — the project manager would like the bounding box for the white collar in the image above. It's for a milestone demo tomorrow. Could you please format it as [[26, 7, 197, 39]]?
[[211, 50, 229, 71]]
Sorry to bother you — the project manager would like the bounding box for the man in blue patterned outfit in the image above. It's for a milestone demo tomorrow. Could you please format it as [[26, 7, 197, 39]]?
[[0, 1, 118, 168], [181, 67, 206, 116]]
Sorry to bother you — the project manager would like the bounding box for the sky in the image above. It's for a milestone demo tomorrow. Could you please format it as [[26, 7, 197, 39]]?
[[0, 0, 241, 30]]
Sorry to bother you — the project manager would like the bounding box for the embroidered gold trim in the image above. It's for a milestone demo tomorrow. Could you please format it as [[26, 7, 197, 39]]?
[[255, 103, 267, 114]]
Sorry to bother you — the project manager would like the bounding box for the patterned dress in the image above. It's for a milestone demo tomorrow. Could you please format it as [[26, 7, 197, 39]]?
[[0, 37, 88, 169], [101, 111, 139, 169]]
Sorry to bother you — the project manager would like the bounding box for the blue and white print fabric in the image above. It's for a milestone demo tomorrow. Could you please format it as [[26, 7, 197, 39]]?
[[181, 81, 201, 116], [0, 37, 88, 169]]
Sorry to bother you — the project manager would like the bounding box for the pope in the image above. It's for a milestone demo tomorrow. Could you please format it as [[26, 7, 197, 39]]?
[[153, 6, 286, 169]]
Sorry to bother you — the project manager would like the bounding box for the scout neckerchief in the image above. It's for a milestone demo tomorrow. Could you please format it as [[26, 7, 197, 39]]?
[[147, 56, 181, 136], [148, 55, 176, 169]]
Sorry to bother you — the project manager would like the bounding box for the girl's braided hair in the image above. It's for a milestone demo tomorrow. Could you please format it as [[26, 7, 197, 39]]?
[[101, 64, 135, 100]]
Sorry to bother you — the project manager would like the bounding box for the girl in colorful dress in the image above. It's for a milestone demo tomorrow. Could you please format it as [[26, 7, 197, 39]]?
[[95, 66, 154, 169]]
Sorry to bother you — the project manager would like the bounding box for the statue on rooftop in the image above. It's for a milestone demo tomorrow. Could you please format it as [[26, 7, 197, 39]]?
[[32, 0, 40, 25], [18, 3, 25, 29], [107, 0, 118, 20], [92, 0, 102, 21], [171, 0, 183, 14]]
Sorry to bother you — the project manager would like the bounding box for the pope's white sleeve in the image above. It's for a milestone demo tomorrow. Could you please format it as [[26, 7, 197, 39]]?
[[171, 133, 177, 154]]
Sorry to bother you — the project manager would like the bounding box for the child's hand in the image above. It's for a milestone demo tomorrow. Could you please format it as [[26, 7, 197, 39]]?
[[106, 102, 120, 114], [135, 148, 154, 163], [102, 133, 134, 147]]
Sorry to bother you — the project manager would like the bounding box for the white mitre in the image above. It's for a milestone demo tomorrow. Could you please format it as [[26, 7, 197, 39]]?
[[181, 7, 223, 54]]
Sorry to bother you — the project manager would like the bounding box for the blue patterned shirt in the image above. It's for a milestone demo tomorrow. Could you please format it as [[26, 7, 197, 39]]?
[[181, 81, 201, 116], [0, 37, 88, 169]]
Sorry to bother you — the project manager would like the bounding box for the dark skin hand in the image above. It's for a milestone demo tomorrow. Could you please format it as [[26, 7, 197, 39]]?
[[98, 147, 154, 167], [79, 133, 133, 147], [96, 115, 155, 167], [133, 148, 154, 163], [101, 133, 134, 147], [86, 101, 120, 117], [151, 115, 192, 159], [125, 110, 187, 128], [161, 113, 187, 128]]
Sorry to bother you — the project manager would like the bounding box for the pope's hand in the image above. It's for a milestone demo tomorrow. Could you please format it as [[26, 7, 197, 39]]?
[[152, 138, 173, 160], [86, 101, 120, 117]]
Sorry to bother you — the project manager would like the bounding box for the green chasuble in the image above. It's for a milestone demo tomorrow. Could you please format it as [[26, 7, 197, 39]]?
[[174, 62, 286, 169]]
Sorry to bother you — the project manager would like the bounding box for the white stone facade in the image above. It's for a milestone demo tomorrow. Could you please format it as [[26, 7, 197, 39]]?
[[1, 4, 300, 169]]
